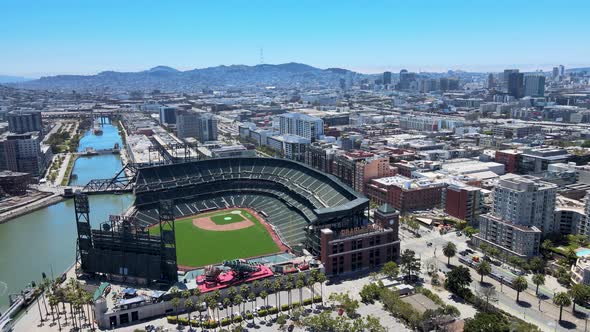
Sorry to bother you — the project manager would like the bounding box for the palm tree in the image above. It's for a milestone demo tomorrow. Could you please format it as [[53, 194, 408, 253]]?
[[442, 242, 457, 266], [248, 292, 256, 325], [272, 279, 282, 319], [284, 280, 294, 314], [40, 274, 50, 319], [234, 294, 244, 317], [477, 261, 492, 283], [315, 272, 327, 306], [307, 275, 316, 309], [553, 292, 572, 322], [512, 276, 528, 302], [206, 296, 217, 330], [239, 285, 250, 313], [569, 283, 590, 313], [192, 288, 202, 329], [260, 291, 268, 321], [83, 290, 94, 330], [185, 298, 194, 324], [532, 274, 545, 296], [48, 293, 60, 330], [214, 291, 222, 327], [253, 280, 260, 297], [171, 297, 181, 322], [223, 297, 231, 320], [296, 276, 305, 305], [65, 281, 77, 329]]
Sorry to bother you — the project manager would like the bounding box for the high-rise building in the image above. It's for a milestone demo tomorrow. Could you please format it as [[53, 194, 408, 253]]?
[[159, 107, 177, 125], [396, 69, 416, 90], [176, 110, 201, 139], [7, 110, 43, 135], [195, 113, 218, 143], [505, 70, 524, 98], [383, 71, 392, 85], [523, 74, 546, 97], [552, 67, 560, 80], [559, 64, 565, 77], [278, 113, 324, 141], [0, 132, 48, 177], [473, 174, 557, 258], [487, 73, 495, 88]]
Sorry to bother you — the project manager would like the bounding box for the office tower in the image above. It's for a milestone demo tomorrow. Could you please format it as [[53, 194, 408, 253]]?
[[7, 110, 43, 135], [383, 71, 392, 85], [0, 132, 48, 177], [506, 70, 524, 98], [278, 112, 324, 141], [487, 73, 495, 88], [397, 69, 416, 90], [552, 67, 560, 80], [195, 113, 218, 143], [159, 106, 177, 125], [175, 110, 201, 138], [473, 174, 557, 258], [559, 64, 565, 77], [524, 74, 546, 97]]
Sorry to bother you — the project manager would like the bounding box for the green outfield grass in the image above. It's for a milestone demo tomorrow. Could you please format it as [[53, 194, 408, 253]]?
[[210, 212, 245, 225], [150, 209, 280, 267]]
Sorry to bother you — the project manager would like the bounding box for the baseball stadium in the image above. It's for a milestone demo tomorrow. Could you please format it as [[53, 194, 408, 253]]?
[[130, 157, 369, 269]]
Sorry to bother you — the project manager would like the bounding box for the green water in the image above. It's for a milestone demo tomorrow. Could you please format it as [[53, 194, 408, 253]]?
[[0, 195, 134, 311], [0, 118, 133, 312]]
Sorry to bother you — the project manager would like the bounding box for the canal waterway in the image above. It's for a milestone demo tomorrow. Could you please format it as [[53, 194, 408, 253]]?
[[0, 118, 132, 312]]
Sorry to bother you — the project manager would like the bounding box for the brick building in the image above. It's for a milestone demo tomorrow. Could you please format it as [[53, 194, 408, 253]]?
[[320, 204, 400, 276], [365, 175, 445, 213], [495, 149, 521, 173], [444, 184, 482, 225]]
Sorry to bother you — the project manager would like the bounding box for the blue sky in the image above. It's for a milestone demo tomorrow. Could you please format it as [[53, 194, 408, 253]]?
[[2, 0, 589, 77]]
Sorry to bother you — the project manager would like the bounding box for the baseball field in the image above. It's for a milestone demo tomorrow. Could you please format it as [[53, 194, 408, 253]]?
[[150, 208, 282, 268]]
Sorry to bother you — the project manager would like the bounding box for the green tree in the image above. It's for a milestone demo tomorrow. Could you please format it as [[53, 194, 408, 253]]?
[[171, 297, 181, 322], [527, 257, 546, 274], [400, 249, 421, 281], [464, 312, 508, 332], [307, 274, 316, 309], [328, 292, 359, 318], [315, 272, 327, 306], [185, 298, 194, 323], [445, 266, 472, 294], [248, 292, 256, 325], [569, 283, 590, 313], [296, 275, 305, 304], [380, 261, 399, 280], [477, 261, 492, 283], [272, 279, 282, 319], [443, 242, 457, 265], [532, 274, 545, 296], [512, 276, 528, 302], [553, 292, 572, 322]]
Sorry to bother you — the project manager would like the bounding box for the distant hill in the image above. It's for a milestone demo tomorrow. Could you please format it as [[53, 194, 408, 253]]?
[[11, 63, 365, 92], [0, 75, 32, 83]]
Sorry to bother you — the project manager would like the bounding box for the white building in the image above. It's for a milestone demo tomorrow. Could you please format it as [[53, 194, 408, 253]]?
[[278, 113, 324, 141]]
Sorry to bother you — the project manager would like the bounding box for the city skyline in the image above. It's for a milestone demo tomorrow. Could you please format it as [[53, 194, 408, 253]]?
[[2, 0, 589, 77]]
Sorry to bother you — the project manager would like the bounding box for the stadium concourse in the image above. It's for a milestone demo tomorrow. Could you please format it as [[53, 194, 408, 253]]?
[[130, 157, 369, 254]]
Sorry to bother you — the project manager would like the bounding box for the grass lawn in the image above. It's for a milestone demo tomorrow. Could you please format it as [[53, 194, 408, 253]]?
[[210, 213, 245, 225], [150, 209, 280, 267]]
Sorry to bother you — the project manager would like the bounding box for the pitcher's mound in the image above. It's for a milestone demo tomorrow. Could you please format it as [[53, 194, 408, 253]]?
[[192, 217, 254, 231]]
